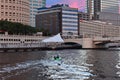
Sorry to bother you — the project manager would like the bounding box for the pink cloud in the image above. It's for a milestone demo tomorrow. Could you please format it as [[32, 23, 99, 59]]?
[[47, 0, 85, 11], [59, 0, 85, 11], [69, 2, 79, 8]]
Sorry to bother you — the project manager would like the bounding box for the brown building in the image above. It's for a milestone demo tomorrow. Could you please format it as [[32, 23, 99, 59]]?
[[0, 0, 30, 25], [36, 8, 62, 35], [36, 4, 79, 36]]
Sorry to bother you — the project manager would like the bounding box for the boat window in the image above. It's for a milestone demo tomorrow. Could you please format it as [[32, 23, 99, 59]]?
[[0, 39, 3, 41], [4, 39, 8, 41]]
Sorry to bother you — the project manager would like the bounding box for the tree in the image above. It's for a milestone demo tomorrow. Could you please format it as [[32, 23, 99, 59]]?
[[0, 20, 38, 35]]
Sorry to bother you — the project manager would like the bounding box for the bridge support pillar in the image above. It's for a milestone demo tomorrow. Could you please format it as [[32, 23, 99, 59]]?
[[82, 38, 95, 48]]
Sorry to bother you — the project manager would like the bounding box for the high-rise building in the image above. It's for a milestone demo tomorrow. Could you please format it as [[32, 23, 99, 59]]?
[[30, 0, 46, 27], [36, 4, 79, 36], [85, 0, 119, 19], [0, 0, 30, 25], [85, 0, 93, 19]]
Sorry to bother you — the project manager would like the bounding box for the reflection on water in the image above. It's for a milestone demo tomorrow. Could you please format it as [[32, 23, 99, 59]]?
[[0, 60, 42, 80], [0, 50, 120, 80], [116, 51, 120, 77]]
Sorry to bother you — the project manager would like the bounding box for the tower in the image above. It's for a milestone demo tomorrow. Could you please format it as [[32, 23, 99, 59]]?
[[30, 0, 46, 27], [86, 0, 119, 20]]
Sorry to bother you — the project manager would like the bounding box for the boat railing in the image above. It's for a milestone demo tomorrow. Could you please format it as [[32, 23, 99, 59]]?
[[0, 34, 44, 38], [0, 42, 63, 48]]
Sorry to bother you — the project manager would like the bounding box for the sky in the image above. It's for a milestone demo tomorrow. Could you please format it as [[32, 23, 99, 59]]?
[[46, 0, 85, 11]]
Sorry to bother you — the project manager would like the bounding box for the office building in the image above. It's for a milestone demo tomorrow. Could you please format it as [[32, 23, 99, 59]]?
[[0, 0, 30, 25], [80, 20, 120, 37], [30, 0, 46, 27], [36, 4, 79, 36]]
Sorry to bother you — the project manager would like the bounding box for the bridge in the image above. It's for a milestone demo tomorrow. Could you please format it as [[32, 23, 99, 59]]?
[[63, 37, 120, 48]]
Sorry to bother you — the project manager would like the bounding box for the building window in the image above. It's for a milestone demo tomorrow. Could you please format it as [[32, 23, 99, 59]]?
[[5, 5, 8, 9], [9, 6, 12, 10], [1, 0, 4, 3], [9, 0, 11, 3], [9, 12, 12, 16], [13, 0, 15, 3], [1, 5, 4, 9], [13, 6, 15, 10], [1, 12, 4, 16], [5, 0, 8, 3], [9, 19, 11, 21], [5, 12, 8, 16], [13, 12, 15, 16]]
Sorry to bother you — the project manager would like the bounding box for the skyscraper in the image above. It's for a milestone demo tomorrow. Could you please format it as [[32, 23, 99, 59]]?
[[85, 0, 119, 19], [0, 0, 30, 25], [30, 0, 46, 27]]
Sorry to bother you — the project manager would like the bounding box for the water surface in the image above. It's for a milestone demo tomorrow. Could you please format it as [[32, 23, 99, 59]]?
[[0, 49, 120, 80]]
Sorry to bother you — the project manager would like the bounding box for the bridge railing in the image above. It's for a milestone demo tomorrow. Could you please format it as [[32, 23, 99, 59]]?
[[93, 37, 110, 41], [93, 37, 120, 42]]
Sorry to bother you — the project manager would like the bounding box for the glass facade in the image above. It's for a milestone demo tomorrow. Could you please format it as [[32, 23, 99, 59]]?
[[86, 0, 119, 19], [30, 0, 46, 27]]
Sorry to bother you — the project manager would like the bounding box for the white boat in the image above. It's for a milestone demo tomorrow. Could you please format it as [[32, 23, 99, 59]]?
[[0, 34, 46, 48]]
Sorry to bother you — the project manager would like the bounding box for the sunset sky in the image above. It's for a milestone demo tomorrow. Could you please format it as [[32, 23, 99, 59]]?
[[46, 0, 85, 11]]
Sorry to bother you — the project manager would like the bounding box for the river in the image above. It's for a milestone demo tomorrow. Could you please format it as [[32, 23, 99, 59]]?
[[0, 49, 120, 80]]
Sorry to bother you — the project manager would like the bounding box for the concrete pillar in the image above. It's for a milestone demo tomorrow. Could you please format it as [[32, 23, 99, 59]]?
[[82, 38, 94, 48]]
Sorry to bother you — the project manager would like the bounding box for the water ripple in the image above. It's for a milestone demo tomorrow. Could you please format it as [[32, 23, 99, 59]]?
[[41, 60, 93, 80]]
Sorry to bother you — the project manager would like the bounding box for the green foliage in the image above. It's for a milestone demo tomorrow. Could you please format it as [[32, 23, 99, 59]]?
[[0, 20, 37, 35]]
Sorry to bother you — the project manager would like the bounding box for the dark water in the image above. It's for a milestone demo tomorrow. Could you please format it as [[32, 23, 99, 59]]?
[[0, 50, 120, 80]]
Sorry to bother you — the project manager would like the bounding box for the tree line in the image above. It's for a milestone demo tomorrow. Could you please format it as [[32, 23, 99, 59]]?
[[0, 20, 38, 35], [0, 20, 52, 36]]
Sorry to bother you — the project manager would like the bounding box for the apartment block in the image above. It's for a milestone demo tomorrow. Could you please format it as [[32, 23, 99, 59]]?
[[0, 0, 30, 25]]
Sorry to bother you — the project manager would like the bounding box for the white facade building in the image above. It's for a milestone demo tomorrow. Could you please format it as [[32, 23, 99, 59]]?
[[30, 0, 46, 27], [62, 7, 79, 36], [80, 20, 120, 37]]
